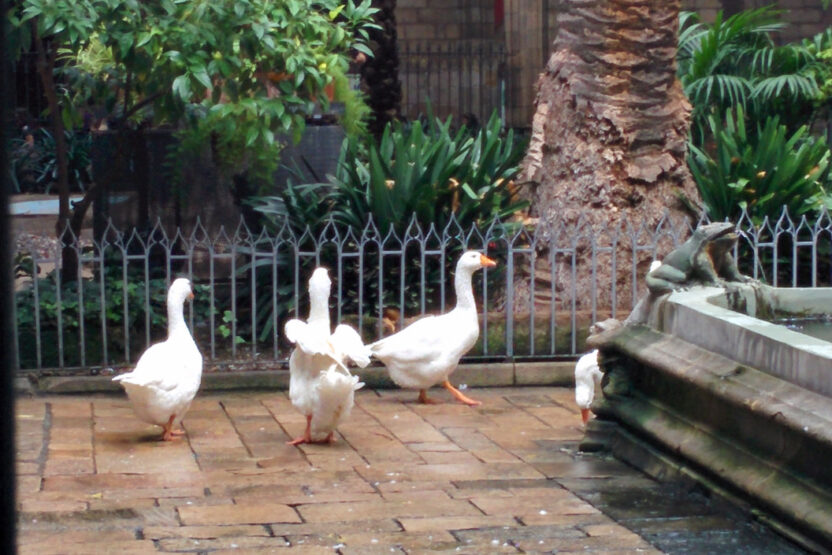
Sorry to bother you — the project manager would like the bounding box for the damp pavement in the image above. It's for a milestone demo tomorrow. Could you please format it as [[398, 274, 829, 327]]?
[[15, 386, 806, 554]]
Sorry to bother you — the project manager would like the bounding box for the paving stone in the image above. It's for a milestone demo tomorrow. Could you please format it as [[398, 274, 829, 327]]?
[[417, 450, 482, 465], [16, 529, 136, 545], [398, 515, 519, 532], [469, 488, 600, 518], [18, 540, 157, 555], [178, 502, 302, 525], [142, 524, 271, 539], [155, 496, 233, 509], [297, 498, 480, 523], [16, 461, 40, 475], [87, 497, 159, 512], [43, 457, 94, 477], [18, 499, 88, 513], [406, 441, 463, 453], [236, 488, 381, 506], [511, 532, 655, 552], [212, 547, 333, 555], [156, 535, 290, 550], [271, 519, 401, 537], [336, 530, 459, 550]]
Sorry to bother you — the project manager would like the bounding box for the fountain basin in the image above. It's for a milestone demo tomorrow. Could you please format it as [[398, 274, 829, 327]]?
[[588, 283, 832, 550], [653, 284, 832, 398]]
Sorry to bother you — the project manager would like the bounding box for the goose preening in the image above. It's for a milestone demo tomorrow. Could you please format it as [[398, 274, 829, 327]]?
[[574, 349, 602, 425], [367, 250, 497, 406], [284, 267, 369, 445], [113, 278, 203, 441]]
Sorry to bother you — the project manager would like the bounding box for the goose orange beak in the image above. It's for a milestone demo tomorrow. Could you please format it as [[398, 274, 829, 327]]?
[[480, 254, 497, 267], [188, 292, 195, 300], [581, 408, 591, 425]]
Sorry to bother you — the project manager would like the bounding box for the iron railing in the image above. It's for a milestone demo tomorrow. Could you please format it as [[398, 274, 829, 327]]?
[[13, 209, 832, 373], [399, 39, 507, 125]]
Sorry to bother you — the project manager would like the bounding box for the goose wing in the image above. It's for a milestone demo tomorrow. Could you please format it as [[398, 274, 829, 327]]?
[[331, 324, 370, 368], [285, 319, 332, 356], [113, 342, 180, 392]]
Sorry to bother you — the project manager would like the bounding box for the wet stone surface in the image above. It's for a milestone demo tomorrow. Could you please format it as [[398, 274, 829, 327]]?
[[15, 387, 807, 553]]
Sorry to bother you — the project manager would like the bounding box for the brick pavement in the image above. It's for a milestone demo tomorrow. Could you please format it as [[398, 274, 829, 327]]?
[[16, 386, 663, 554]]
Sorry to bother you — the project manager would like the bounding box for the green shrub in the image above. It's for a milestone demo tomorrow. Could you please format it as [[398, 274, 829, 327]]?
[[678, 7, 822, 146], [245, 112, 525, 328], [327, 111, 527, 234], [252, 111, 527, 235], [688, 106, 830, 223], [8, 128, 92, 194]]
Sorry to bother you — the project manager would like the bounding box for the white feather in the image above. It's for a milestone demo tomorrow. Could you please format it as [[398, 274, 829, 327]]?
[[574, 349, 603, 410], [286, 267, 367, 439], [368, 251, 492, 391], [113, 278, 202, 431], [310, 368, 365, 441]]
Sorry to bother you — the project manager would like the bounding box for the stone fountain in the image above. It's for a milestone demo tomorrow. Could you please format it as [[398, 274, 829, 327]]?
[[585, 223, 832, 551]]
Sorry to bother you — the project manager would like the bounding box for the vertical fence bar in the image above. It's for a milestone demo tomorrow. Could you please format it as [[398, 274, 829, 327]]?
[[76, 241, 86, 368], [121, 248, 130, 362], [271, 241, 280, 359], [54, 244, 64, 368], [98, 241, 108, 366]]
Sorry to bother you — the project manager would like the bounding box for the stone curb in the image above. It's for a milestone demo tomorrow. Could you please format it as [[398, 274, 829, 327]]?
[[17, 361, 575, 395]]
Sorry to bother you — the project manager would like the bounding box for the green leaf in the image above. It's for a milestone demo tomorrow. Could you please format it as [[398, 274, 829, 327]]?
[[172, 74, 191, 100], [192, 68, 212, 90], [328, 5, 345, 20]]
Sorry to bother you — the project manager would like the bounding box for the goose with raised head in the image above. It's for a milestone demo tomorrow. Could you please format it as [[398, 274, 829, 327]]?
[[113, 278, 203, 441], [574, 349, 602, 425], [367, 250, 497, 406], [284, 267, 369, 445]]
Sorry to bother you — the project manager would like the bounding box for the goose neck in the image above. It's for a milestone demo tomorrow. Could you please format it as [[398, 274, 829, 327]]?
[[167, 297, 189, 337], [308, 292, 331, 327], [454, 268, 476, 311]]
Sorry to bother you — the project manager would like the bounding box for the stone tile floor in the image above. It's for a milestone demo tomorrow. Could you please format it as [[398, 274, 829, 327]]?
[[15, 386, 805, 554]]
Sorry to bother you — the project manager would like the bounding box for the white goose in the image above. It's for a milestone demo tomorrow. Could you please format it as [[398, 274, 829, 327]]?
[[574, 349, 602, 425], [284, 267, 369, 445], [113, 278, 203, 441], [367, 250, 496, 406]]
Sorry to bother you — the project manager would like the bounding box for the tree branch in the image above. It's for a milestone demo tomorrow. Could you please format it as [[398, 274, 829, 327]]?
[[120, 91, 164, 122]]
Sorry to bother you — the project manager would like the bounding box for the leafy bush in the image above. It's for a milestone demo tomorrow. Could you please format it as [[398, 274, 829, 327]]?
[[688, 106, 830, 223], [244, 112, 524, 330], [678, 7, 822, 146], [8, 128, 92, 194], [253, 111, 527, 235]]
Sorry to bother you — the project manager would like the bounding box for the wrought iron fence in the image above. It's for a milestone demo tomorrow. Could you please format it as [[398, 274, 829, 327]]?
[[13, 209, 832, 373], [399, 39, 507, 125]]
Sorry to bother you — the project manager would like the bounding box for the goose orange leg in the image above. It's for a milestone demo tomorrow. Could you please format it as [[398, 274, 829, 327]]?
[[161, 414, 181, 441], [443, 380, 481, 406], [417, 389, 440, 404], [287, 415, 313, 445]]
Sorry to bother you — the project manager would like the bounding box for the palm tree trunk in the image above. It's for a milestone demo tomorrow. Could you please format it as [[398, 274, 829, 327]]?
[[518, 0, 700, 311], [361, 0, 402, 140]]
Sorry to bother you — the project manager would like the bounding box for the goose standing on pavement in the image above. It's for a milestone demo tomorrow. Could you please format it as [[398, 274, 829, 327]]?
[[113, 278, 203, 441], [284, 267, 369, 445], [367, 250, 497, 406]]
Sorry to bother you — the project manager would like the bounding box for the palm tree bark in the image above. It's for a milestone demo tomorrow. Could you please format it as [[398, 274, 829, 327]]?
[[361, 0, 402, 140], [519, 0, 700, 312]]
